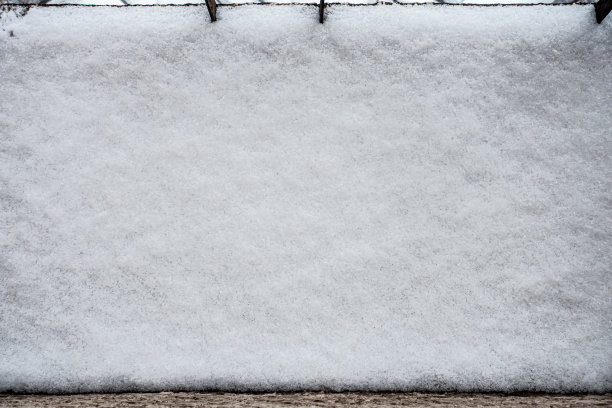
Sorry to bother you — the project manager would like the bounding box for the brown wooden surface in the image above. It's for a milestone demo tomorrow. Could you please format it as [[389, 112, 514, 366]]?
[[1, 392, 611, 407], [205, 0, 216, 22]]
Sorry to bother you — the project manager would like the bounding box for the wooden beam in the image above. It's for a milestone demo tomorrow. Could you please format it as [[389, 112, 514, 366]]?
[[205, 0, 217, 22], [319, 0, 324, 24], [595, 0, 612, 23]]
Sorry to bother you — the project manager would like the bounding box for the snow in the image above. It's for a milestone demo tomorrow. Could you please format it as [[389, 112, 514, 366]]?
[[9, 0, 599, 6], [1, 4, 611, 394]]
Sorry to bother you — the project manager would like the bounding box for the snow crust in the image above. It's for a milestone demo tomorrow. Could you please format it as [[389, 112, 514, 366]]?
[[8, 0, 599, 6], [1, 5, 611, 393]]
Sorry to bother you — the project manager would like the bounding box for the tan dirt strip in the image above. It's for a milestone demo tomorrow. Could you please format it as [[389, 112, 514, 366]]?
[[1, 392, 611, 407]]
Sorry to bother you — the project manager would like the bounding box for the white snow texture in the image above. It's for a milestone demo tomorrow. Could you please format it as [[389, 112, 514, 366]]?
[[10, 0, 600, 6], [0, 4, 611, 394]]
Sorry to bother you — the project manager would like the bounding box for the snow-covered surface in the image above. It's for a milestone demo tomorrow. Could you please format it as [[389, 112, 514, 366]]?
[[35, 1, 597, 5], [4, 0, 599, 6], [1, 5, 611, 394]]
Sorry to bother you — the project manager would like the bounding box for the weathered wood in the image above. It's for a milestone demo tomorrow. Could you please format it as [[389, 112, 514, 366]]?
[[205, 0, 216, 22], [595, 0, 612, 23], [1, 393, 612, 407], [319, 0, 324, 24]]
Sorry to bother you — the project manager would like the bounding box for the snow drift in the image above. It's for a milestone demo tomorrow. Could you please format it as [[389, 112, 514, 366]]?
[[0, 5, 611, 393]]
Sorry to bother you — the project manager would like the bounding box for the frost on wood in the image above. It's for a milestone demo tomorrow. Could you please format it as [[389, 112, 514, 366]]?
[[0, 5, 611, 394]]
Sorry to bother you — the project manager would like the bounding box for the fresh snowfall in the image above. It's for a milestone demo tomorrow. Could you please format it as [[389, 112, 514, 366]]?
[[0, 3, 611, 394]]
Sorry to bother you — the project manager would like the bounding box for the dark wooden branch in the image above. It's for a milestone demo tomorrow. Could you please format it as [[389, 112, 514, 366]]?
[[205, 0, 216, 22], [595, 0, 612, 23], [319, 0, 324, 23]]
